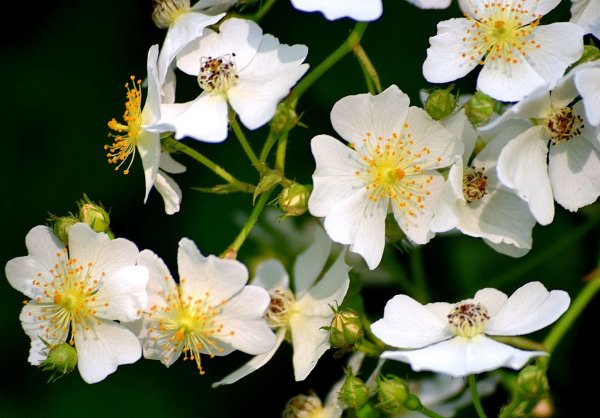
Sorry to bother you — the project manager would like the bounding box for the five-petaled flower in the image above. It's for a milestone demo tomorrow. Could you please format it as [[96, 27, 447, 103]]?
[[371, 281, 570, 377]]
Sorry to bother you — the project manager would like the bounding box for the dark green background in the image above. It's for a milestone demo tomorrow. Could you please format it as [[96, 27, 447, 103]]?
[[1, 0, 598, 416]]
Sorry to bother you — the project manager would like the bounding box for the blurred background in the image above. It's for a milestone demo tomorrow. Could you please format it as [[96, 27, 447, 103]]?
[[1, 0, 598, 416]]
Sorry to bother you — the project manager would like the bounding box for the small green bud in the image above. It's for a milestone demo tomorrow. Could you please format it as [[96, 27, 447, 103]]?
[[50, 215, 79, 245], [376, 374, 409, 415], [516, 365, 549, 401], [575, 44, 600, 66], [282, 394, 323, 418], [328, 308, 363, 349], [78, 195, 110, 234], [39, 342, 78, 383], [339, 372, 370, 409], [270, 101, 301, 134], [403, 394, 422, 411], [278, 183, 311, 217], [425, 85, 457, 120], [464, 91, 500, 126]]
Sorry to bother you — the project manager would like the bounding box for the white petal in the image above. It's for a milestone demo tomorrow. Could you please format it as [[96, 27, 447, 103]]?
[[211, 328, 285, 387], [74, 320, 142, 383], [177, 238, 248, 303], [330, 85, 410, 147], [497, 126, 554, 225], [138, 249, 178, 310], [92, 265, 148, 322], [423, 18, 481, 84], [549, 135, 600, 211], [252, 259, 289, 289], [371, 294, 451, 349], [570, 0, 600, 35], [289, 313, 331, 381], [138, 130, 161, 202], [143, 44, 161, 123], [430, 163, 463, 233], [19, 303, 66, 365], [154, 170, 183, 215], [486, 281, 570, 336], [159, 152, 187, 174], [290, 0, 382, 21], [382, 335, 547, 377], [575, 67, 600, 126], [442, 109, 478, 163], [472, 287, 508, 317], [407, 0, 451, 9], [293, 225, 332, 298]]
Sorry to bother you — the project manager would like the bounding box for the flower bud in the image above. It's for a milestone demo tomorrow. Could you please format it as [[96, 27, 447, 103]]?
[[339, 372, 369, 409], [575, 44, 600, 65], [50, 215, 80, 245], [270, 101, 301, 134], [376, 374, 409, 415], [278, 183, 311, 217], [425, 85, 457, 120], [282, 394, 323, 418], [39, 342, 78, 383], [516, 365, 549, 401], [464, 91, 499, 126], [328, 308, 363, 349], [78, 196, 111, 234], [403, 394, 422, 411]]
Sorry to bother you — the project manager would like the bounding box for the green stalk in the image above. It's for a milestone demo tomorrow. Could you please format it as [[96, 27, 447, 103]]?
[[417, 405, 447, 418], [275, 132, 288, 171], [249, 0, 279, 21], [354, 43, 382, 94], [409, 248, 431, 304], [469, 375, 489, 418], [162, 137, 255, 193], [230, 115, 260, 169]]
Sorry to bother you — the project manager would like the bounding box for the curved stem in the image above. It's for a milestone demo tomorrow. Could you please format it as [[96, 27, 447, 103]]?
[[162, 137, 255, 193], [288, 22, 369, 103], [230, 115, 260, 170], [220, 190, 272, 259], [469, 375, 489, 418], [354, 43, 382, 94], [409, 248, 431, 304], [249, 0, 279, 21], [417, 405, 447, 418]]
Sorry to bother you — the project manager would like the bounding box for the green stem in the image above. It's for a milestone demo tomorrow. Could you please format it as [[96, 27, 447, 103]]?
[[417, 405, 447, 418], [249, 0, 278, 21], [409, 248, 431, 304], [230, 115, 260, 169], [275, 132, 288, 171], [498, 398, 521, 418], [288, 22, 369, 103], [220, 190, 272, 259], [355, 339, 382, 356], [353, 43, 382, 94], [162, 137, 255, 193], [260, 130, 278, 163], [488, 215, 600, 289], [543, 267, 600, 353], [360, 316, 387, 350], [469, 375, 489, 418]]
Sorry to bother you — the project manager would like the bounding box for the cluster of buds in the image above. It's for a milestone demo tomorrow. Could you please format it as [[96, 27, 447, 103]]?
[[49, 194, 112, 244]]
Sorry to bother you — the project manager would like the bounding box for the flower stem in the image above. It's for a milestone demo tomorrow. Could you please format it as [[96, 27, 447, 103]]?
[[161, 136, 255, 193], [220, 190, 272, 259], [288, 22, 369, 103], [275, 132, 288, 171], [230, 114, 260, 170], [469, 374, 489, 418], [353, 43, 382, 94], [417, 405, 447, 418], [410, 248, 431, 304], [543, 267, 600, 354], [249, 0, 279, 21]]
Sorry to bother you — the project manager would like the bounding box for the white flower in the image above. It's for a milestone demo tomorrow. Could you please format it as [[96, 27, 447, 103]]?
[[371, 281, 570, 377], [5, 223, 149, 383], [290, 0, 382, 21], [152, 0, 234, 85], [106, 45, 183, 214], [308, 85, 462, 270], [431, 110, 536, 257], [423, 0, 584, 102], [212, 226, 350, 385], [136, 238, 275, 374], [573, 61, 600, 127], [570, 0, 600, 38], [157, 18, 309, 142], [482, 69, 600, 224]]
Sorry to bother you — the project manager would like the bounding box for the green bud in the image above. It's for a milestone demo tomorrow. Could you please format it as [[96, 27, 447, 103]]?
[[50, 215, 79, 245], [575, 44, 600, 66], [403, 394, 422, 411], [278, 183, 311, 217], [282, 394, 323, 418], [516, 365, 549, 401], [254, 169, 284, 204], [270, 101, 301, 134], [78, 195, 110, 234], [339, 372, 370, 409], [464, 91, 500, 126], [328, 308, 363, 349], [425, 85, 457, 120], [376, 374, 409, 415], [39, 342, 78, 383]]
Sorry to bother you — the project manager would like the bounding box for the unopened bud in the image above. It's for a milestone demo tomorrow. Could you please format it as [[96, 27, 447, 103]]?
[[279, 183, 311, 217], [50, 215, 79, 245], [270, 101, 300, 134], [464, 91, 499, 126], [425, 85, 457, 120], [78, 195, 110, 234], [328, 308, 363, 349], [377, 374, 409, 415], [282, 394, 323, 418], [403, 394, 422, 411], [339, 372, 369, 409], [152, 0, 191, 29], [516, 365, 549, 401], [39, 342, 78, 383]]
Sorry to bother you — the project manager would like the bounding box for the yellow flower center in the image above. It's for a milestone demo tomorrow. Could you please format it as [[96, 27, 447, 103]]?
[[545, 106, 584, 145], [352, 125, 439, 218], [151, 0, 191, 29], [198, 54, 239, 94], [447, 302, 490, 338], [460, 1, 541, 66], [105, 76, 143, 175], [462, 166, 488, 203]]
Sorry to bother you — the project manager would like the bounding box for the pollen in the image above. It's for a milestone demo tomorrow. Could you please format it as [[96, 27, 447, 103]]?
[[264, 287, 296, 328], [198, 54, 239, 94], [105, 76, 143, 175], [447, 302, 490, 338], [544, 106, 584, 145], [462, 166, 488, 203]]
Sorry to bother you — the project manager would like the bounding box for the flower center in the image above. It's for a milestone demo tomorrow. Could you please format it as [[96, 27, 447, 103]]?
[[264, 287, 296, 328], [447, 302, 490, 338], [460, 1, 541, 66], [352, 126, 438, 218], [462, 166, 488, 203], [545, 106, 584, 145], [147, 281, 231, 375], [282, 394, 324, 418], [197, 54, 239, 94], [105, 76, 143, 175], [151, 0, 191, 29]]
